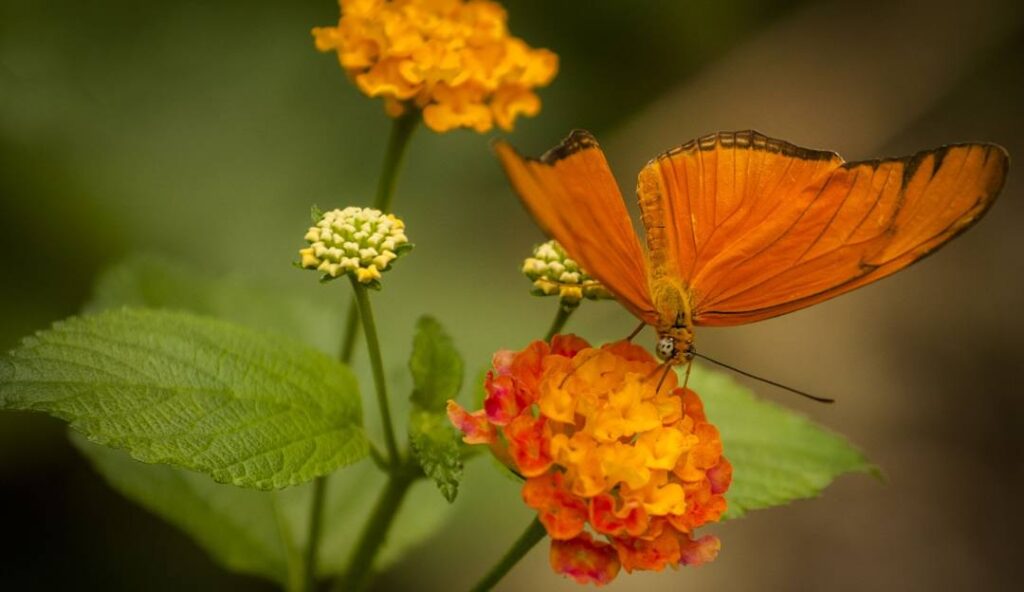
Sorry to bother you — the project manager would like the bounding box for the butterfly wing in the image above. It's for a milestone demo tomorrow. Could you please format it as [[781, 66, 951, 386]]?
[[636, 131, 1009, 326], [496, 130, 658, 323]]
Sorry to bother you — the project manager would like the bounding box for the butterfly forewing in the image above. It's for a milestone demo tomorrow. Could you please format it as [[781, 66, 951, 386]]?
[[495, 131, 658, 323], [638, 131, 1009, 326]]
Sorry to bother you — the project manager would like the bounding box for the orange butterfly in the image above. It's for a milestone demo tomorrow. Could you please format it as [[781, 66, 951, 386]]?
[[496, 130, 1008, 368]]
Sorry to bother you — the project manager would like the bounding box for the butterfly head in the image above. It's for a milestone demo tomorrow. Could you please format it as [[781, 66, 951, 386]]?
[[655, 328, 694, 365]]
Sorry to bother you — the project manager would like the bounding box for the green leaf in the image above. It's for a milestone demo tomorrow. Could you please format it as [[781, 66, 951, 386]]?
[[0, 308, 367, 489], [71, 432, 300, 586], [73, 433, 453, 586], [87, 253, 343, 356], [407, 317, 466, 500], [408, 409, 463, 502], [408, 316, 464, 411], [71, 257, 454, 580], [687, 365, 877, 519]]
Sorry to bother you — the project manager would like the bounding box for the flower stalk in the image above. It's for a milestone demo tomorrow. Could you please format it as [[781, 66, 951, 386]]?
[[272, 491, 305, 592], [302, 287, 366, 591], [375, 110, 419, 213], [350, 276, 401, 466], [322, 273, 421, 592], [338, 303, 361, 365], [301, 478, 328, 592], [334, 459, 419, 592], [302, 113, 417, 589], [469, 518, 547, 592], [337, 112, 418, 361], [544, 306, 574, 342]]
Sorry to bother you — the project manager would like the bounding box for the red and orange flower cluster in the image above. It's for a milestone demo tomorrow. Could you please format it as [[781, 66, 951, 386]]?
[[448, 335, 732, 585]]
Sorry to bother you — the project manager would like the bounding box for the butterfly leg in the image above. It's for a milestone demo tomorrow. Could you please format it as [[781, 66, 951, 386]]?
[[641, 362, 673, 393], [642, 363, 664, 382], [655, 362, 674, 394], [645, 359, 691, 395], [625, 321, 646, 342]]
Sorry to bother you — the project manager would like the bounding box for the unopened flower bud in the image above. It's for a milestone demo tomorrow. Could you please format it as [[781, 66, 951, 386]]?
[[298, 206, 412, 288], [522, 240, 612, 308]]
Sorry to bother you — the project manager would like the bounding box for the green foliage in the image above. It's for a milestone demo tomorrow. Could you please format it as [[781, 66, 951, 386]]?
[[54, 257, 458, 584], [407, 316, 465, 501], [316, 461, 454, 576], [71, 432, 297, 585], [687, 365, 877, 519], [409, 316, 464, 411], [408, 409, 463, 502], [0, 308, 367, 489], [74, 434, 453, 586]]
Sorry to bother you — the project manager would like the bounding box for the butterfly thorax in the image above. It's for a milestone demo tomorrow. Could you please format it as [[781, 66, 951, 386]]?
[[650, 278, 695, 365]]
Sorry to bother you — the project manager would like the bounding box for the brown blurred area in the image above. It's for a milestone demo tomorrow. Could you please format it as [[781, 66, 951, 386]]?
[[2, 0, 1022, 590]]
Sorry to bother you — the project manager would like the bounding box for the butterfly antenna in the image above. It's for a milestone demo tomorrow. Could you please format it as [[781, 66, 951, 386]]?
[[692, 352, 835, 404], [564, 325, 648, 388]]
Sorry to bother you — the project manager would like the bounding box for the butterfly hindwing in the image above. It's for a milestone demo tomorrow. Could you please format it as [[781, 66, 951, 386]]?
[[495, 131, 658, 323], [637, 131, 1008, 326]]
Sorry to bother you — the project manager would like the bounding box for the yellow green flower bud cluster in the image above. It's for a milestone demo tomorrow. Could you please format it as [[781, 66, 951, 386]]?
[[299, 207, 411, 287], [522, 240, 611, 308]]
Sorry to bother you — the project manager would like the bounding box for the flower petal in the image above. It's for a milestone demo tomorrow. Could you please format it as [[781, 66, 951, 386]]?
[[523, 473, 587, 540], [505, 414, 552, 477], [446, 400, 495, 444], [550, 533, 621, 586]]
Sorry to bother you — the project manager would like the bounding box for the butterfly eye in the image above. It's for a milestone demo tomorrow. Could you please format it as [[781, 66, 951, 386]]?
[[656, 336, 676, 361]]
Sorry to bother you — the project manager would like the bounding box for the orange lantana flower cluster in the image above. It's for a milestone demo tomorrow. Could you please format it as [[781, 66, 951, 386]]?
[[313, 0, 558, 133], [448, 336, 732, 585]]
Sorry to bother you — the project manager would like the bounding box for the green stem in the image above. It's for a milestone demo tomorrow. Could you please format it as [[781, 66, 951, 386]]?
[[470, 518, 547, 592], [545, 305, 576, 341], [334, 463, 418, 592], [305, 113, 420, 592], [374, 110, 419, 212], [303, 291, 365, 591], [338, 302, 360, 365], [272, 492, 304, 592], [300, 478, 328, 591], [337, 111, 418, 376], [350, 277, 401, 466]]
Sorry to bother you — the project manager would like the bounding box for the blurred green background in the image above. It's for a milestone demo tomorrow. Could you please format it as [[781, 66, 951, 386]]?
[[2, 0, 1022, 590]]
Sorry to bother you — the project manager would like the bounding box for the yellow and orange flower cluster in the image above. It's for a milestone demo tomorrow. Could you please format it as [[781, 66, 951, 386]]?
[[313, 0, 558, 133], [448, 336, 732, 585]]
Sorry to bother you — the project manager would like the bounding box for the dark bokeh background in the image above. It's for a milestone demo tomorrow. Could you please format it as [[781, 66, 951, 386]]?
[[2, 0, 1022, 590]]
